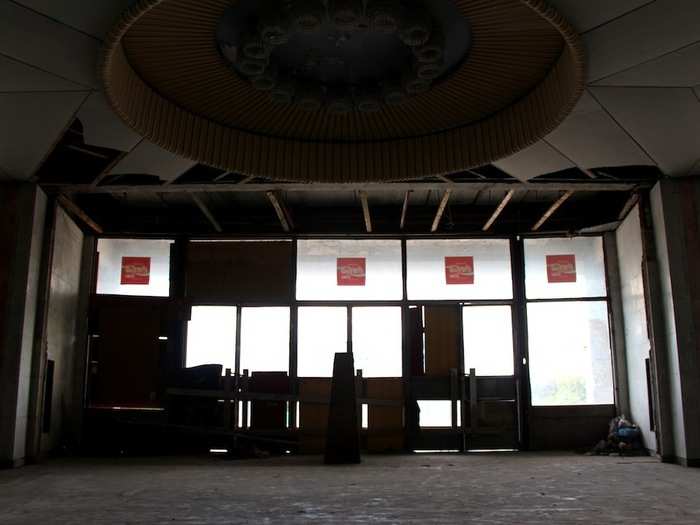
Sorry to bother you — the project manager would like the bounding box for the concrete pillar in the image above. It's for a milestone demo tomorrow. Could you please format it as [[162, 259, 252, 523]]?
[[0, 183, 47, 468], [649, 178, 700, 466], [614, 206, 656, 452]]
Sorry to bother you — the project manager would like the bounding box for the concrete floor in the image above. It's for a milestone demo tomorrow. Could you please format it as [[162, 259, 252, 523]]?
[[1, 453, 699, 524]]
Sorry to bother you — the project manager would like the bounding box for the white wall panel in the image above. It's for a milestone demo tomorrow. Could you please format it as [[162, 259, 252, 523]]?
[[0, 91, 89, 179], [13, 0, 133, 40], [595, 43, 700, 87], [78, 92, 141, 152], [494, 141, 573, 181], [0, 55, 83, 92], [591, 87, 700, 176], [616, 205, 656, 451], [108, 140, 196, 182], [585, 0, 700, 82], [0, 2, 100, 88], [547, 0, 653, 33]]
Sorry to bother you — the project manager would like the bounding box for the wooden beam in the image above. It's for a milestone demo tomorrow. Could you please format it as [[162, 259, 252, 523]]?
[[465, 169, 487, 179], [64, 144, 110, 160], [213, 171, 232, 182], [617, 192, 640, 221], [190, 192, 223, 232], [266, 191, 293, 232], [482, 189, 515, 231], [44, 180, 645, 195], [431, 189, 452, 232], [359, 190, 372, 233], [532, 190, 575, 231], [577, 221, 621, 234], [238, 174, 256, 184], [57, 194, 103, 234], [90, 151, 129, 187], [399, 190, 411, 230]]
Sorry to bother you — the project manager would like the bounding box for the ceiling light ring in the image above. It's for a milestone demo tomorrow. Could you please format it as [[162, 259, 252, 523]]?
[[226, 0, 447, 114], [101, 0, 586, 182]]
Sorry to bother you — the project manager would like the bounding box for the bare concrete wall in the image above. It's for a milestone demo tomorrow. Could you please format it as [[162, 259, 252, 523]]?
[[0, 183, 46, 467], [650, 179, 700, 463], [40, 207, 84, 453], [616, 204, 656, 451]]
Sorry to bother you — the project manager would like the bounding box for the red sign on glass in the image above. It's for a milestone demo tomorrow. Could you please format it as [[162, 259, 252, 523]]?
[[121, 256, 151, 285], [337, 257, 366, 286], [546, 254, 577, 283], [445, 256, 474, 285]]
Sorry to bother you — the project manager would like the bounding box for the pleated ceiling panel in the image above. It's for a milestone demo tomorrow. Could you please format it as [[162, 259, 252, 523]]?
[[101, 0, 585, 182]]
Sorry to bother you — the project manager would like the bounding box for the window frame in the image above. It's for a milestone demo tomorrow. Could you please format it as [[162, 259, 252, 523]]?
[[97, 232, 619, 432], [521, 234, 616, 408]]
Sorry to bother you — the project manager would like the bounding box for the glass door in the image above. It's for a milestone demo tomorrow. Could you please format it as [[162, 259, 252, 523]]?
[[462, 305, 518, 450]]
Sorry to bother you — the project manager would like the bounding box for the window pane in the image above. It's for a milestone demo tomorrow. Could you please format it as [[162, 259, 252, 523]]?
[[524, 237, 606, 299], [296, 240, 402, 300], [527, 301, 614, 406], [463, 306, 514, 376], [406, 239, 512, 300], [352, 307, 402, 378], [297, 307, 347, 377], [418, 400, 452, 428], [96, 238, 172, 297], [240, 307, 290, 374], [186, 306, 236, 372]]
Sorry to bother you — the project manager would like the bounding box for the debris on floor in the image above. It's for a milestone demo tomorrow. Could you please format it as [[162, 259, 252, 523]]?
[[587, 415, 647, 457]]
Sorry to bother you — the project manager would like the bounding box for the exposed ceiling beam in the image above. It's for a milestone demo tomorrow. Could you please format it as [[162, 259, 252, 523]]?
[[266, 190, 293, 232], [238, 174, 256, 184], [50, 181, 644, 195], [64, 144, 110, 160], [482, 189, 515, 231], [465, 169, 487, 179], [431, 189, 452, 232], [532, 190, 575, 231], [400, 190, 412, 230], [90, 151, 129, 187], [577, 221, 621, 234], [617, 192, 640, 221], [213, 171, 232, 182], [359, 190, 372, 233], [190, 192, 222, 232], [57, 194, 103, 234]]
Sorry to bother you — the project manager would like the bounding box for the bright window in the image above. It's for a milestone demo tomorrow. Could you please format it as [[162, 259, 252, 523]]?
[[352, 307, 402, 378], [96, 238, 172, 296], [527, 301, 614, 406], [297, 307, 347, 377], [406, 239, 512, 300], [463, 306, 514, 376], [418, 400, 453, 428], [185, 306, 236, 373], [524, 237, 606, 299], [240, 307, 290, 374], [296, 240, 402, 300]]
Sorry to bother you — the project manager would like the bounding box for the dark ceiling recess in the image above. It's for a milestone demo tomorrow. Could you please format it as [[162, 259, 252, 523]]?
[[173, 164, 228, 185], [102, 0, 585, 182], [216, 0, 472, 113], [531, 165, 664, 183], [35, 119, 123, 185], [69, 182, 641, 237]]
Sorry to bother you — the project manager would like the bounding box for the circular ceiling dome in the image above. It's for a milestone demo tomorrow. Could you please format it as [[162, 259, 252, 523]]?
[[102, 0, 584, 182], [215, 0, 472, 114]]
